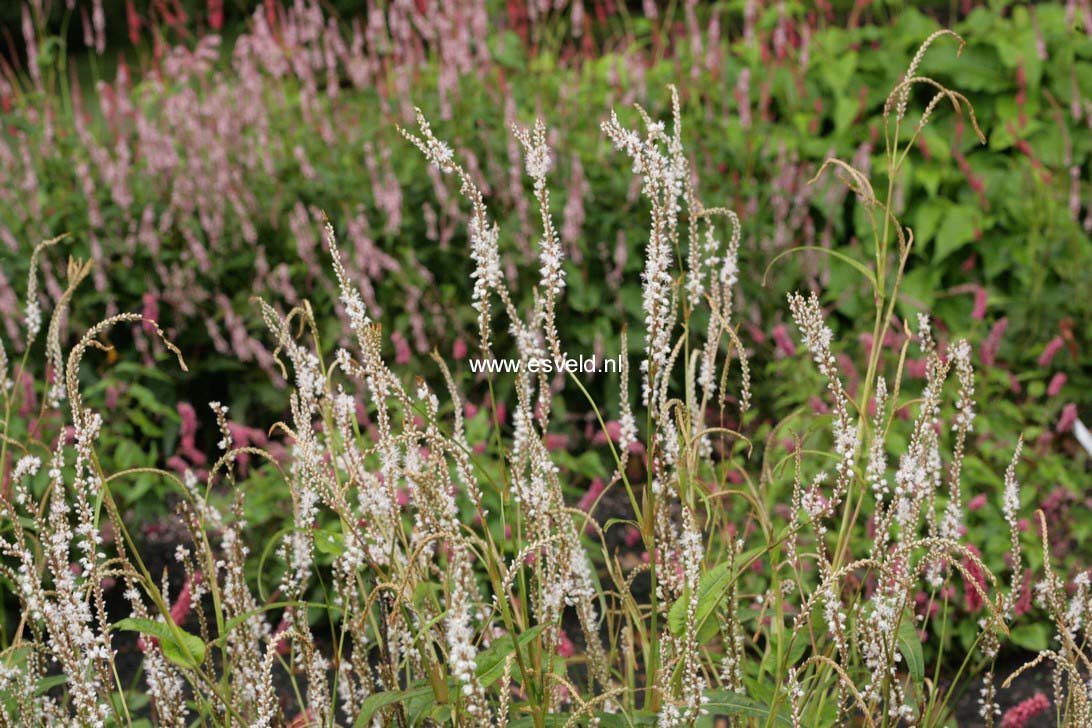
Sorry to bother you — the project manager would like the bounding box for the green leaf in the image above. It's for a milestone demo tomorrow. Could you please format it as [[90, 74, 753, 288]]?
[[114, 617, 206, 670], [314, 528, 345, 557], [476, 623, 547, 688], [113, 440, 148, 470], [1010, 623, 1050, 652], [668, 561, 734, 644], [912, 199, 945, 245], [407, 687, 450, 724], [819, 50, 857, 94], [763, 246, 877, 292], [509, 714, 655, 728], [112, 361, 173, 382], [353, 685, 433, 727], [127, 383, 179, 420], [490, 30, 527, 71], [897, 612, 925, 686], [933, 204, 977, 263], [154, 632, 206, 671], [703, 689, 794, 726], [916, 165, 944, 198], [127, 410, 164, 438], [833, 94, 858, 134]]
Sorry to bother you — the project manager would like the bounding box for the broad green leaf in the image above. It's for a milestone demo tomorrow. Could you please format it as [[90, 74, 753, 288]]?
[[897, 612, 925, 686], [703, 689, 794, 726], [933, 204, 977, 263], [476, 623, 547, 688], [314, 528, 345, 557], [353, 685, 433, 727], [127, 383, 179, 420], [112, 361, 173, 383], [127, 410, 164, 437], [114, 617, 205, 670], [407, 688, 451, 724], [510, 714, 655, 728], [1010, 623, 1050, 652], [114, 440, 147, 470], [834, 94, 858, 134], [916, 165, 944, 198], [819, 50, 857, 94], [668, 561, 733, 644], [912, 199, 945, 245], [489, 30, 526, 71]]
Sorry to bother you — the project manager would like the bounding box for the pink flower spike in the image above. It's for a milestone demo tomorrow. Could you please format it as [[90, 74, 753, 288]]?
[[982, 316, 1004, 366], [557, 630, 575, 658], [1057, 403, 1078, 433], [592, 420, 622, 445], [1046, 372, 1067, 397], [1039, 335, 1064, 367], [771, 324, 796, 356], [971, 285, 988, 320], [746, 322, 767, 344], [125, 0, 141, 45], [208, 0, 224, 30], [578, 477, 605, 513], [962, 544, 987, 613], [543, 433, 569, 452], [453, 338, 468, 360], [980, 317, 1008, 367], [178, 402, 199, 447], [1014, 569, 1033, 616], [18, 371, 36, 417], [967, 494, 987, 512], [170, 573, 201, 626], [904, 357, 929, 379], [391, 331, 411, 364], [1000, 692, 1050, 728], [141, 292, 159, 334], [859, 333, 875, 358]]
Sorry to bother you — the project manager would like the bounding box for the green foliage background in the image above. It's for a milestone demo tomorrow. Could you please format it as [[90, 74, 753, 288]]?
[[0, 0, 1089, 654]]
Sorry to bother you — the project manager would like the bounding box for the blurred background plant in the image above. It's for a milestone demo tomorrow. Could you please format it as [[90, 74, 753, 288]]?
[[1, 1, 1089, 416]]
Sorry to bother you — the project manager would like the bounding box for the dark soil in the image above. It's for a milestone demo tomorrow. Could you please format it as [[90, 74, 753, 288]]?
[[952, 652, 1056, 727]]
